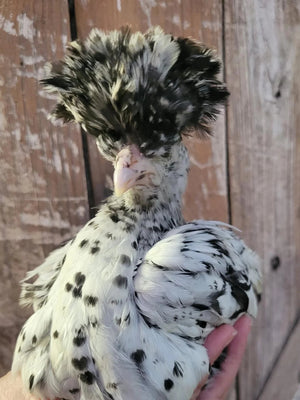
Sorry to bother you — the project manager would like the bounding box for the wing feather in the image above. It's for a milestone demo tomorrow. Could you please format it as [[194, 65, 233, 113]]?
[[20, 240, 72, 310], [134, 220, 262, 340]]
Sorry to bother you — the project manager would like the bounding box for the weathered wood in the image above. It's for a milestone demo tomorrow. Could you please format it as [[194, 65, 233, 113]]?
[[74, 0, 229, 222], [259, 317, 300, 400], [224, 0, 300, 398], [293, 386, 300, 400], [0, 0, 89, 374]]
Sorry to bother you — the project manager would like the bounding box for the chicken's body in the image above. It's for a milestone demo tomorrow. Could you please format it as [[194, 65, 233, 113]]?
[[12, 27, 262, 400]]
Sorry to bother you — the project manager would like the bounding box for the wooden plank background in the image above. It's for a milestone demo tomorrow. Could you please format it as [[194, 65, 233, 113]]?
[[225, 1, 300, 398], [0, 1, 299, 399], [0, 0, 89, 375]]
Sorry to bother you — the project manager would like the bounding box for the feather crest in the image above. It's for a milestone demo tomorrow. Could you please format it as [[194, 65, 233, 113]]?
[[41, 26, 229, 157]]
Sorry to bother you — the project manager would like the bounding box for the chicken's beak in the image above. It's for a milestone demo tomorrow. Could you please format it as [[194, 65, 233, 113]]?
[[113, 145, 156, 196]]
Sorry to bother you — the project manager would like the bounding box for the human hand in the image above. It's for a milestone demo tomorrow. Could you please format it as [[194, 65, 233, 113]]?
[[0, 371, 38, 400], [191, 315, 252, 400]]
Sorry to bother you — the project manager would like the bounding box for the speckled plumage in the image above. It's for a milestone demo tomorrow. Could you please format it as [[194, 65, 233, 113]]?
[[12, 27, 262, 400]]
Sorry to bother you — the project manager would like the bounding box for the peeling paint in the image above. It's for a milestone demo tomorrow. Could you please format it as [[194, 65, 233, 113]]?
[[64, 163, 70, 177], [189, 154, 214, 169], [201, 182, 208, 199], [0, 14, 17, 35], [6, 173, 35, 195], [16, 66, 44, 79], [37, 155, 53, 172], [26, 132, 42, 150], [72, 165, 81, 174], [0, 102, 8, 131], [61, 34, 68, 47], [0, 225, 83, 243], [50, 35, 57, 53], [76, 205, 86, 218], [48, 118, 64, 127], [53, 149, 62, 173], [1, 64, 18, 88], [38, 89, 58, 101], [202, 21, 221, 32], [11, 128, 21, 141], [32, 172, 47, 187], [19, 54, 44, 66], [37, 108, 50, 118], [138, 0, 157, 27], [172, 15, 181, 27], [183, 20, 191, 30], [68, 140, 79, 157], [20, 210, 70, 229], [17, 13, 36, 41], [87, 19, 94, 28], [0, 196, 87, 204]]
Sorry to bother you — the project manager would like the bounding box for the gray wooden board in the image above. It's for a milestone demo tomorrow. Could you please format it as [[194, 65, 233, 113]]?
[[225, 0, 300, 398], [259, 318, 300, 400]]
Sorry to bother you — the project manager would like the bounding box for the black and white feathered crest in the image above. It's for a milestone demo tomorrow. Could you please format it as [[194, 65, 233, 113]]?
[[41, 26, 229, 158]]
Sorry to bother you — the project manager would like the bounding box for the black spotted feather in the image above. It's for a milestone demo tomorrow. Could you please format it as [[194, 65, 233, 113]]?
[[41, 26, 228, 158]]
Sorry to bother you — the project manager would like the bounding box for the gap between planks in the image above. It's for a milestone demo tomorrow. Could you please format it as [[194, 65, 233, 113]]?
[[67, 0, 96, 218]]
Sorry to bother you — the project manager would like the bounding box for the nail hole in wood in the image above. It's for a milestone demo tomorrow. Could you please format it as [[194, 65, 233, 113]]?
[[275, 90, 281, 98], [271, 256, 281, 270]]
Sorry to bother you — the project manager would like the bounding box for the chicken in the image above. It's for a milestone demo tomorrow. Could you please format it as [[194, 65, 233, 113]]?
[[12, 26, 262, 400]]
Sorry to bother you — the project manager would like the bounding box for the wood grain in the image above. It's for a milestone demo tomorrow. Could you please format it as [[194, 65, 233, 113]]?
[[259, 317, 300, 400], [293, 386, 300, 400], [74, 0, 229, 222], [0, 0, 88, 374], [224, 0, 300, 398]]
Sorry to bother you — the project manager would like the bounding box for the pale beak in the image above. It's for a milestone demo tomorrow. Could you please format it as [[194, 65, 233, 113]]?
[[113, 145, 156, 196]]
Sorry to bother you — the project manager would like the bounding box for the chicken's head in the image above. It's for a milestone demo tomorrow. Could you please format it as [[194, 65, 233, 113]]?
[[41, 26, 228, 201]]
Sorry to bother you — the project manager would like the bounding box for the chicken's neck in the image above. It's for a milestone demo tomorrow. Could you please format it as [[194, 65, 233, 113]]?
[[104, 189, 184, 252], [85, 190, 184, 339]]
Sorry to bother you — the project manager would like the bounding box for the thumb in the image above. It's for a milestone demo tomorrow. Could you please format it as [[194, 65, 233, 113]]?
[[204, 324, 237, 364]]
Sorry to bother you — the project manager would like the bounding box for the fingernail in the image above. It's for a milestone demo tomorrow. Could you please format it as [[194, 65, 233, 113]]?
[[224, 328, 238, 347], [232, 328, 238, 336], [234, 314, 253, 330]]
